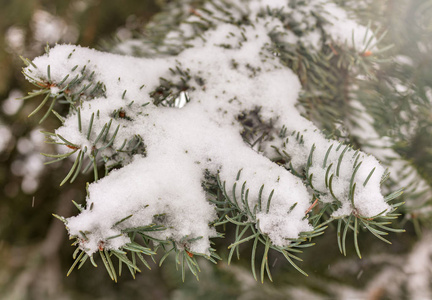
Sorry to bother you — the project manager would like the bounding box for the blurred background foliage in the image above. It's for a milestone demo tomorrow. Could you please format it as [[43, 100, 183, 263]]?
[[0, 0, 431, 299]]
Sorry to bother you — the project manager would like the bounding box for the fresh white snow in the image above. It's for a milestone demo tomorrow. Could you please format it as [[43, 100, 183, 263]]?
[[25, 0, 389, 255]]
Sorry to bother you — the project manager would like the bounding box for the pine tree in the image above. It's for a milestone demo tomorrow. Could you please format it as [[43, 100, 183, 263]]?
[[17, 0, 432, 298]]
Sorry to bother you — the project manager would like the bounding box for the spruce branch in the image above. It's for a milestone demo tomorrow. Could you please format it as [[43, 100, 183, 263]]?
[[21, 0, 408, 284]]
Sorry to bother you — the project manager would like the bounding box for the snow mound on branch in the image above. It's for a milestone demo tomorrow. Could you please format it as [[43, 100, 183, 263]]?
[[26, 0, 388, 254]]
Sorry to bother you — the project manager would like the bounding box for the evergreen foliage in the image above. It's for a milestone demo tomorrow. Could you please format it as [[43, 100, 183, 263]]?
[[19, 0, 413, 282], [13, 0, 432, 298]]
